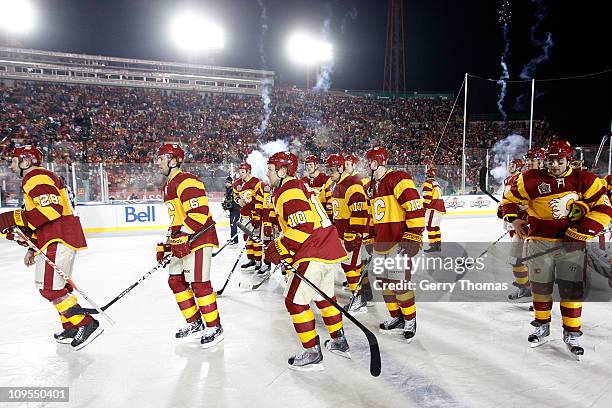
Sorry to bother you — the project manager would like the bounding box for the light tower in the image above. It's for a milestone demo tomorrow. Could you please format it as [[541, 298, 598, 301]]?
[[383, 0, 406, 94]]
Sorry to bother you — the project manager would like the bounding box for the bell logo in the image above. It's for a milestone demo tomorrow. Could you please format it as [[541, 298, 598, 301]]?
[[125, 206, 156, 223]]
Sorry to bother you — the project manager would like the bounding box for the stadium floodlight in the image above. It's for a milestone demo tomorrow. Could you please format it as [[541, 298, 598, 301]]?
[[169, 10, 224, 53], [287, 33, 333, 65], [0, 0, 35, 34]]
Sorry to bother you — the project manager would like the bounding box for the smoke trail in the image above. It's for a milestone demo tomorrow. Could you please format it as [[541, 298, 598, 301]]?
[[314, 4, 334, 92], [496, 23, 510, 121], [256, 0, 272, 138], [246, 139, 289, 182], [520, 0, 554, 79], [490, 133, 528, 188]]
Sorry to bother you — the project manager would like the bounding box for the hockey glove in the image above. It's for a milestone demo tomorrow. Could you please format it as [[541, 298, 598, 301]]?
[[568, 201, 588, 222], [399, 232, 422, 257], [169, 232, 191, 259], [6, 226, 35, 248], [264, 240, 290, 265], [0, 210, 27, 234], [156, 242, 171, 263], [563, 227, 590, 253], [496, 206, 504, 219]]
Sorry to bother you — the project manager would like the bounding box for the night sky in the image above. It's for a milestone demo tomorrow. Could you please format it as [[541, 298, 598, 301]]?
[[12, 0, 612, 143]]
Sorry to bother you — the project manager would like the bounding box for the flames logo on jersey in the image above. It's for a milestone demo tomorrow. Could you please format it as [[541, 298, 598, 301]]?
[[240, 190, 253, 203], [549, 192, 579, 219]]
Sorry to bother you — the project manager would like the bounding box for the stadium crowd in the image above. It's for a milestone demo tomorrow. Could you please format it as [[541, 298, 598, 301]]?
[[1, 80, 556, 199]]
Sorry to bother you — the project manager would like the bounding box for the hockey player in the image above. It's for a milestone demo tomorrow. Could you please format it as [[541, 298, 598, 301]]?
[[301, 154, 333, 216], [499, 158, 531, 302], [502, 140, 612, 358], [525, 147, 546, 171], [155, 143, 224, 348], [325, 154, 370, 313], [0, 145, 103, 350], [365, 147, 425, 342], [233, 162, 264, 271], [256, 182, 275, 276], [421, 168, 446, 253], [264, 151, 350, 371]]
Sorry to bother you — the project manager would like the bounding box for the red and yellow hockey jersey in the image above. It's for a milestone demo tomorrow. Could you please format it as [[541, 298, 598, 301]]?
[[301, 171, 332, 215], [422, 178, 446, 213], [272, 177, 347, 266], [500, 173, 527, 220], [20, 168, 87, 252], [163, 170, 219, 250], [605, 175, 612, 199], [502, 168, 612, 241], [261, 183, 278, 237], [329, 173, 369, 241], [369, 169, 425, 253], [233, 176, 263, 223]]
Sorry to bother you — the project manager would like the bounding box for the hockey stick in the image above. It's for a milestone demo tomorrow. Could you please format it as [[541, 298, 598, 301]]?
[[213, 221, 250, 258], [592, 135, 609, 170], [70, 220, 217, 315], [477, 230, 510, 259], [479, 166, 500, 203], [281, 259, 381, 377], [237, 222, 381, 377], [513, 228, 611, 265], [216, 241, 249, 296], [12, 227, 115, 325], [346, 256, 373, 310], [239, 263, 282, 290]]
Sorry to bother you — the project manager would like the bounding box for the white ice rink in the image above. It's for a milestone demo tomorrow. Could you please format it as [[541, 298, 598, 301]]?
[[1, 215, 611, 408]]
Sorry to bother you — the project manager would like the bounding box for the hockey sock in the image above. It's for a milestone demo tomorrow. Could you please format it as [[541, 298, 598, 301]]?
[[315, 298, 343, 339], [531, 282, 554, 324], [380, 281, 401, 318], [285, 299, 317, 348], [192, 281, 220, 327], [560, 300, 582, 332], [512, 264, 529, 286], [428, 227, 441, 243], [40, 286, 92, 329], [168, 275, 201, 323], [396, 290, 416, 321]]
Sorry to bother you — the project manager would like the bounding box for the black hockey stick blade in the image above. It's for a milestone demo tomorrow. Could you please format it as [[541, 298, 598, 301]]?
[[282, 260, 381, 377], [70, 221, 216, 315], [216, 241, 249, 296], [479, 166, 500, 203]]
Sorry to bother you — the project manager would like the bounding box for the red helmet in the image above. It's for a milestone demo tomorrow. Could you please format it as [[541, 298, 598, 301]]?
[[345, 154, 359, 165], [365, 147, 389, 164], [304, 154, 319, 165], [510, 159, 525, 169], [546, 140, 573, 160], [325, 154, 345, 168], [268, 151, 298, 176], [12, 145, 43, 166], [238, 162, 252, 172], [426, 167, 436, 178], [525, 147, 546, 160], [157, 143, 185, 161]]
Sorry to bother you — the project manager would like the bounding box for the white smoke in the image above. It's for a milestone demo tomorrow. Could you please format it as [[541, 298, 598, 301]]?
[[246, 139, 289, 182], [490, 133, 529, 189], [256, 0, 272, 137], [314, 7, 334, 92], [520, 0, 554, 80], [496, 23, 511, 121]]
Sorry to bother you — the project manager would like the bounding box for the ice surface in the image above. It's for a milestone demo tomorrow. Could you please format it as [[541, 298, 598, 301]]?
[[1, 215, 611, 408]]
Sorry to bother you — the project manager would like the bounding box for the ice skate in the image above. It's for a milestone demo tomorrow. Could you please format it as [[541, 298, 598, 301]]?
[[200, 324, 224, 348], [508, 283, 532, 303], [346, 294, 368, 314], [403, 318, 417, 343], [528, 321, 550, 348], [71, 319, 104, 351], [288, 337, 324, 372], [379, 315, 405, 335], [54, 327, 78, 344], [175, 318, 205, 340], [563, 330, 584, 361], [241, 259, 256, 270], [324, 330, 351, 359]]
